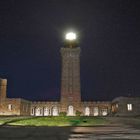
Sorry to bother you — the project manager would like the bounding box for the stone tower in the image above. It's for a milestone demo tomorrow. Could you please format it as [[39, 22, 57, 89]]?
[[0, 78, 7, 100], [60, 32, 81, 114]]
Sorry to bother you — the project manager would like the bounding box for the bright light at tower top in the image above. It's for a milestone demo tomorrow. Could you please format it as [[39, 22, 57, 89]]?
[[65, 32, 76, 41]]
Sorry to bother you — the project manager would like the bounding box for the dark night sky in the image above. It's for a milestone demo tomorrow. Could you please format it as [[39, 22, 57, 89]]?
[[0, 0, 140, 101]]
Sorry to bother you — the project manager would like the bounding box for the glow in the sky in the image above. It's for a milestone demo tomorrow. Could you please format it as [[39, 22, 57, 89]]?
[[65, 32, 76, 40]]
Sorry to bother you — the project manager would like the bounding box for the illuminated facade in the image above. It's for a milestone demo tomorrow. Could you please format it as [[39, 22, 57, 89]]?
[[0, 33, 139, 116]]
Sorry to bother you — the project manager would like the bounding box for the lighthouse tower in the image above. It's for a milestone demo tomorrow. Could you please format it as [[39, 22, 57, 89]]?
[[60, 32, 81, 115]]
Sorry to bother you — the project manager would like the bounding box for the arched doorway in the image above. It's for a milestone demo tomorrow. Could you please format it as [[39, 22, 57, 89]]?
[[35, 107, 43, 116], [67, 105, 74, 116], [101, 109, 108, 116], [93, 107, 99, 116], [52, 106, 59, 116], [85, 107, 90, 116]]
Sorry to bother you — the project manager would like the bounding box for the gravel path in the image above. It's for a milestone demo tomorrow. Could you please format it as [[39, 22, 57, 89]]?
[[0, 124, 140, 140]]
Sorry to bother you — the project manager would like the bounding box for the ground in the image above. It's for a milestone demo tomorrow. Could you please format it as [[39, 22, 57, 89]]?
[[0, 116, 140, 140]]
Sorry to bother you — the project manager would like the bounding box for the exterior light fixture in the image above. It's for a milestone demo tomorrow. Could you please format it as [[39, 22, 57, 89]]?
[[65, 32, 76, 41]]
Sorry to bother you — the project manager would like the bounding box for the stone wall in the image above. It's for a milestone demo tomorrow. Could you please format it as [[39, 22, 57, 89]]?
[[31, 101, 60, 116], [81, 101, 111, 116], [31, 101, 111, 116], [20, 99, 31, 116]]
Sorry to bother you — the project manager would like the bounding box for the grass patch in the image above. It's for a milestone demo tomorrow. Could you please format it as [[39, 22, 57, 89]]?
[[5, 116, 108, 126], [0, 116, 33, 125]]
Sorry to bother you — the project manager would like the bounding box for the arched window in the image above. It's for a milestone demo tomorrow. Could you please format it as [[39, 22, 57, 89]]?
[[85, 107, 90, 116], [52, 106, 59, 116], [44, 107, 49, 116], [67, 105, 74, 116], [31, 108, 35, 116], [101, 109, 108, 116], [35, 107, 43, 116], [93, 107, 99, 116]]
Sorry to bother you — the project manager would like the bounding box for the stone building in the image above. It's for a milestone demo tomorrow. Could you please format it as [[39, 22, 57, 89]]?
[[29, 32, 111, 116], [111, 96, 140, 116], [0, 32, 139, 116], [0, 78, 31, 116]]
